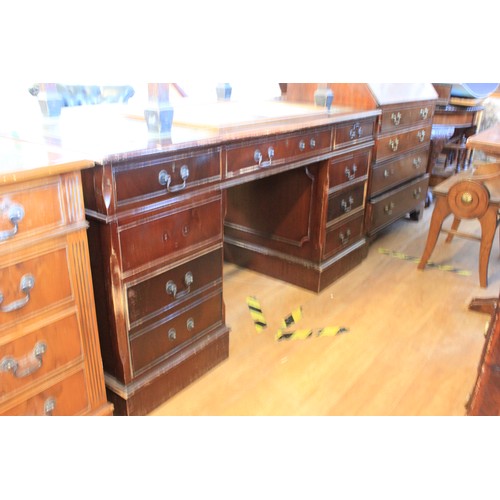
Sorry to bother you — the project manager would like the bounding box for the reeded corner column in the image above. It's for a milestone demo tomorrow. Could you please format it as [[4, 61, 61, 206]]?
[[314, 84, 334, 110], [37, 83, 63, 118], [216, 83, 232, 101], [144, 83, 174, 137]]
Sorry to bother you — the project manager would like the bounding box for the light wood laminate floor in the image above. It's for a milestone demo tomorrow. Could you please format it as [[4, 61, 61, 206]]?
[[150, 204, 500, 416]]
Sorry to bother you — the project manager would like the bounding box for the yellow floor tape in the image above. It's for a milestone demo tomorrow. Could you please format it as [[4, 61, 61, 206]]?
[[246, 296, 267, 332], [378, 248, 471, 276]]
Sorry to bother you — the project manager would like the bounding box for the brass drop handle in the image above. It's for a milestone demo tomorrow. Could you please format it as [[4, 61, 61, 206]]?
[[339, 229, 351, 245], [391, 112, 402, 126], [0, 274, 35, 313], [341, 196, 355, 213], [383, 169, 391, 178], [254, 149, 263, 166], [420, 107, 429, 120], [384, 202, 395, 215], [158, 165, 190, 192], [389, 138, 399, 152], [349, 122, 363, 140], [299, 140, 306, 151], [168, 328, 177, 341], [417, 130, 426, 142], [413, 187, 422, 199], [345, 164, 358, 181], [165, 271, 194, 300], [267, 146, 275, 164], [44, 397, 56, 416], [0, 341, 47, 378], [310, 138, 316, 148], [0, 203, 25, 242], [413, 157, 422, 168]]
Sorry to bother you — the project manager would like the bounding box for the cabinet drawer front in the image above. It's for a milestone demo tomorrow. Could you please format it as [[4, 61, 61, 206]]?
[[380, 103, 435, 133], [0, 248, 72, 329], [114, 150, 221, 205], [130, 292, 223, 374], [119, 197, 223, 272], [327, 184, 365, 222], [224, 128, 331, 178], [370, 148, 430, 196], [335, 118, 375, 148], [329, 149, 370, 189], [0, 369, 88, 416], [127, 248, 223, 328], [377, 125, 432, 162], [0, 179, 65, 245], [324, 213, 364, 259], [368, 175, 429, 232], [0, 313, 82, 397]]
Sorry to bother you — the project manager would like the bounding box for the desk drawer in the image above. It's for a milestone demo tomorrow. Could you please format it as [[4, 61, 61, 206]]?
[[376, 125, 432, 162], [335, 118, 375, 148], [0, 313, 82, 397], [0, 178, 66, 245], [324, 212, 364, 259], [130, 291, 223, 375], [329, 149, 370, 189], [370, 147, 430, 196], [224, 128, 331, 178], [114, 149, 221, 205], [0, 368, 88, 416], [368, 175, 429, 232], [119, 196, 223, 272], [0, 247, 73, 329], [380, 103, 435, 133], [126, 248, 223, 329], [327, 184, 365, 223]]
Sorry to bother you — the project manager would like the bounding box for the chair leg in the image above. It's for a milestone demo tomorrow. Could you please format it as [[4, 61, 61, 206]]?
[[446, 217, 461, 243], [478, 206, 498, 288], [418, 196, 451, 270]]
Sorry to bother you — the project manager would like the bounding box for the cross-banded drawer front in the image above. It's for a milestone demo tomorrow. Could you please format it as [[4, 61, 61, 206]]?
[[327, 184, 365, 223], [126, 249, 223, 329], [0, 313, 82, 397], [130, 291, 223, 375], [119, 196, 223, 272], [370, 148, 430, 197], [0, 180, 65, 245], [0, 247, 73, 329], [224, 128, 331, 178], [0, 369, 89, 416], [377, 125, 432, 162], [328, 149, 370, 189], [379, 104, 435, 133], [114, 149, 221, 205], [324, 213, 364, 259]]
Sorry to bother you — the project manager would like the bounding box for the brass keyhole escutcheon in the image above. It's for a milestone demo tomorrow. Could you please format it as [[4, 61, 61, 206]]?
[[461, 192, 473, 205]]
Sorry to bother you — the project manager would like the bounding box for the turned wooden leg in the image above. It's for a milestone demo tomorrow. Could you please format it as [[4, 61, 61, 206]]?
[[418, 196, 451, 270], [478, 206, 498, 288], [445, 217, 461, 243]]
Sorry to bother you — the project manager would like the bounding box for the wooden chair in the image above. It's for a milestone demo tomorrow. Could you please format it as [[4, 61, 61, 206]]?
[[418, 163, 500, 287]]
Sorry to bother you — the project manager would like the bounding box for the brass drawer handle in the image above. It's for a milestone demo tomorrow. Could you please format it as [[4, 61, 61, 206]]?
[[384, 202, 395, 215], [0, 203, 25, 242], [0, 274, 35, 313], [341, 196, 355, 213], [339, 229, 351, 245], [310, 138, 316, 148], [383, 169, 391, 178], [349, 123, 363, 140], [0, 341, 47, 378], [420, 107, 429, 120], [158, 165, 190, 192], [165, 271, 194, 300], [413, 187, 423, 199], [417, 130, 426, 142], [168, 328, 177, 341], [44, 397, 56, 416], [413, 157, 422, 168], [344, 164, 358, 181], [388, 138, 399, 152], [299, 140, 306, 151], [254, 149, 263, 166], [391, 112, 401, 126], [267, 147, 275, 165]]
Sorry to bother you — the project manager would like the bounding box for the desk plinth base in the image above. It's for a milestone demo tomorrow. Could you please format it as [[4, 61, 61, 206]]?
[[224, 237, 369, 293], [104, 326, 230, 416]]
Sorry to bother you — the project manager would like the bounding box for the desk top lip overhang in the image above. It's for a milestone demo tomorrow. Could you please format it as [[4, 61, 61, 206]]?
[[0, 99, 380, 185]]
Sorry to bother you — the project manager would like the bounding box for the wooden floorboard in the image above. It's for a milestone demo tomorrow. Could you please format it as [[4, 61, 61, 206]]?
[[149, 204, 500, 415]]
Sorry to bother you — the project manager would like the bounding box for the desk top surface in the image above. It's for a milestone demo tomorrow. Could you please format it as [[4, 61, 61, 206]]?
[[0, 100, 379, 186], [467, 124, 500, 156]]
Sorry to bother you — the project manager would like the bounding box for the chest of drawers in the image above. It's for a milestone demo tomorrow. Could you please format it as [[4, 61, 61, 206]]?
[[0, 170, 112, 416]]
